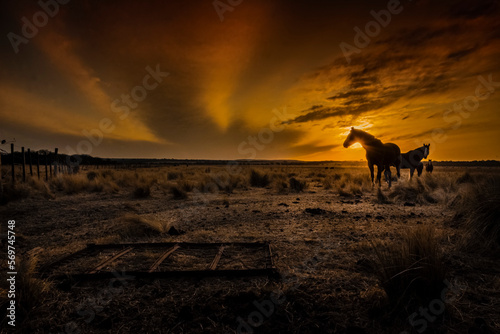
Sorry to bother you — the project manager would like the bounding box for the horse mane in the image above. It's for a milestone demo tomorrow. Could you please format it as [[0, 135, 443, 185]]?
[[353, 129, 383, 146]]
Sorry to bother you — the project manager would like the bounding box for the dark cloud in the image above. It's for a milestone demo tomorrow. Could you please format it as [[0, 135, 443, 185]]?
[[327, 89, 372, 100], [289, 97, 396, 124], [447, 47, 478, 60], [449, 0, 499, 19], [285, 143, 338, 156]]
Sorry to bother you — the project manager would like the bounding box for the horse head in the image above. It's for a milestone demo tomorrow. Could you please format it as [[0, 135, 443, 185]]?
[[343, 127, 356, 148], [423, 143, 430, 159]]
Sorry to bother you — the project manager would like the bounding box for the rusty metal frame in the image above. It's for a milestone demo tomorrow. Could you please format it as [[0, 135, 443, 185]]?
[[40, 242, 277, 283], [208, 245, 225, 270], [88, 246, 134, 274], [148, 244, 180, 273]]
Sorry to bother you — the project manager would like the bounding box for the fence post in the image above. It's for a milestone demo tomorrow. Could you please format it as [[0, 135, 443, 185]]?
[[44, 151, 48, 181], [22, 147, 26, 183], [0, 150, 2, 197], [28, 148, 33, 177], [54, 148, 58, 177], [11, 144, 15, 184], [36, 151, 40, 180]]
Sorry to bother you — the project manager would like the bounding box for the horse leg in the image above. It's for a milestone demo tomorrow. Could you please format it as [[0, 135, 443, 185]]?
[[376, 165, 383, 187], [385, 165, 392, 188], [369, 164, 375, 186], [396, 159, 401, 179]]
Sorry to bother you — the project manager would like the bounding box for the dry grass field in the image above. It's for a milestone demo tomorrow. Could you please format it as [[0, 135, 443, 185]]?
[[1, 164, 499, 333]]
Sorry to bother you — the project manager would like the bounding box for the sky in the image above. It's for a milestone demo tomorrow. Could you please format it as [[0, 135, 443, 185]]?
[[1, 0, 499, 161]]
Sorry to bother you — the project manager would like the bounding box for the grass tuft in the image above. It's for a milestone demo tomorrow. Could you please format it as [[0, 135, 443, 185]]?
[[451, 175, 500, 251], [14, 255, 53, 324], [118, 214, 171, 238], [372, 226, 446, 309]]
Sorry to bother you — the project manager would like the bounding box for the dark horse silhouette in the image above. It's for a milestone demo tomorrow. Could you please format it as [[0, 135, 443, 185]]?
[[426, 160, 434, 173], [401, 144, 430, 179], [343, 127, 401, 187]]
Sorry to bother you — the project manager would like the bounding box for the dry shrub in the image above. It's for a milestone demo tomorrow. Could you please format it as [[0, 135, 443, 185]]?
[[86, 171, 98, 181], [375, 188, 391, 204], [28, 178, 54, 199], [100, 169, 115, 179], [289, 177, 307, 192], [178, 180, 195, 192], [250, 169, 270, 187], [389, 178, 438, 204], [457, 171, 475, 184], [170, 185, 188, 200], [196, 176, 220, 193], [209, 172, 242, 193], [118, 214, 171, 238], [133, 184, 151, 198], [451, 175, 500, 251], [273, 174, 289, 193], [322, 173, 342, 190], [15, 255, 53, 323], [322, 177, 333, 190], [1, 183, 31, 204], [348, 184, 363, 196], [352, 174, 366, 186], [167, 171, 181, 180], [372, 226, 446, 309], [51, 174, 89, 194]]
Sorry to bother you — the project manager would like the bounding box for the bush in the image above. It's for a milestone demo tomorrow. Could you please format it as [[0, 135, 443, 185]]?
[[1, 183, 31, 204], [167, 172, 180, 180], [117, 214, 171, 238], [451, 175, 500, 251], [86, 171, 98, 181], [51, 174, 89, 194], [389, 178, 432, 204], [250, 170, 270, 187], [289, 177, 307, 192], [457, 171, 474, 184], [16, 255, 53, 324], [170, 185, 188, 200], [133, 184, 151, 198], [372, 226, 446, 309]]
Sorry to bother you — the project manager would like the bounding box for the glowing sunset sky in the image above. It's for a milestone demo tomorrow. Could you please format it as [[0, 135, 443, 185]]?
[[1, 0, 499, 160]]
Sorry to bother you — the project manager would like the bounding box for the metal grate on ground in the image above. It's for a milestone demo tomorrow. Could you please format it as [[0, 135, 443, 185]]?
[[40, 242, 277, 282]]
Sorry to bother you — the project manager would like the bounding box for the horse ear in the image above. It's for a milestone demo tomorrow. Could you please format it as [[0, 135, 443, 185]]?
[[351, 126, 354, 130]]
